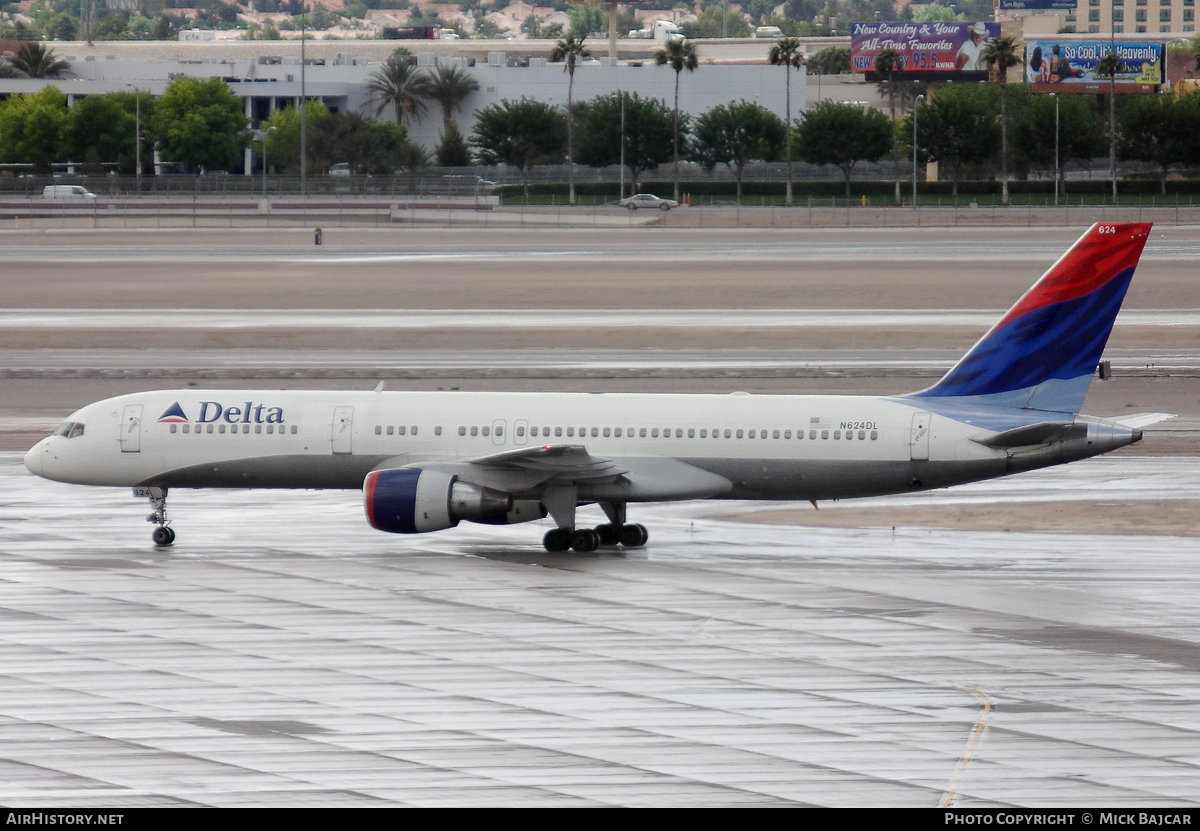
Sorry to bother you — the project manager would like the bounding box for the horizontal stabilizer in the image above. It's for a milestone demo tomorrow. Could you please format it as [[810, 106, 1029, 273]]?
[[1112, 412, 1176, 429], [972, 421, 1086, 449]]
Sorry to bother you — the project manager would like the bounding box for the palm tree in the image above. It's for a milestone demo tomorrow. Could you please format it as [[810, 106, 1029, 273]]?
[[655, 38, 698, 203], [1096, 50, 1124, 202], [549, 33, 588, 205], [874, 48, 903, 205], [367, 56, 429, 127], [982, 36, 1021, 205], [426, 65, 480, 127], [768, 38, 804, 206], [9, 42, 71, 79]]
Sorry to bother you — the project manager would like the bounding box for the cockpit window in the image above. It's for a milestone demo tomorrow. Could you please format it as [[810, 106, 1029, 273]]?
[[52, 422, 84, 438]]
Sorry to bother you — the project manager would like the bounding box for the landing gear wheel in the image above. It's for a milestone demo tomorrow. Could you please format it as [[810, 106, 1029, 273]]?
[[570, 529, 600, 553], [595, 523, 619, 546], [543, 528, 571, 552], [619, 523, 648, 548], [152, 526, 174, 546]]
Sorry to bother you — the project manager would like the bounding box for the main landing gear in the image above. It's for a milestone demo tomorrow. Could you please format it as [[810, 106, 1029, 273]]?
[[541, 502, 647, 553], [542, 523, 648, 553], [138, 486, 175, 546]]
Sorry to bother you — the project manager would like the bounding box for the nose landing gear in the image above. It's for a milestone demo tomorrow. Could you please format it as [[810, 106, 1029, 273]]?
[[135, 486, 175, 546]]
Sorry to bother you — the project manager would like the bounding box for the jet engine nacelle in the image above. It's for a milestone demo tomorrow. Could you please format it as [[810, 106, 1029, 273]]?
[[364, 468, 512, 534]]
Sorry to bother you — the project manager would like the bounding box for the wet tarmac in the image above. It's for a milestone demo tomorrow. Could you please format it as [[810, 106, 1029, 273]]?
[[2, 452, 1198, 807]]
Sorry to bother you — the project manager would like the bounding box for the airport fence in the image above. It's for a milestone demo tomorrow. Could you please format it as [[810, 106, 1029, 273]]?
[[2, 193, 1199, 231]]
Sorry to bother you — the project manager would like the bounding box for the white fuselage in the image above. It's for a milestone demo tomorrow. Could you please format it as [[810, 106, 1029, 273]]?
[[24, 388, 1136, 504]]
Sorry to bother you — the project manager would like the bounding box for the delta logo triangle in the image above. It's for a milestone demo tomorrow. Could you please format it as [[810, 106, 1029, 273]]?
[[158, 402, 189, 423]]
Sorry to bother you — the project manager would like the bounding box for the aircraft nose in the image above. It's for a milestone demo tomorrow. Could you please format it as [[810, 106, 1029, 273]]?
[[24, 441, 44, 477]]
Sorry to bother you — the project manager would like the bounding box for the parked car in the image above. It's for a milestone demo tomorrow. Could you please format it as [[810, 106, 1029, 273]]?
[[619, 193, 680, 211], [43, 185, 97, 200], [328, 163, 351, 176]]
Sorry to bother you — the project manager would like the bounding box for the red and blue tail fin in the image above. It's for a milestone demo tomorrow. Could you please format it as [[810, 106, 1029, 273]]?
[[912, 223, 1152, 413]]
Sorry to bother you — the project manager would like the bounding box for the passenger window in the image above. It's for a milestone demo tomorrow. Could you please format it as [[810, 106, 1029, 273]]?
[[470, 426, 478, 436], [784, 430, 791, 439], [387, 426, 394, 435], [375, 425, 382, 435], [482, 426, 490, 437], [183, 424, 190, 434], [434, 426, 442, 436], [748, 429, 756, 439], [871, 430, 878, 440], [821, 430, 828, 440], [675, 428, 683, 438], [590, 427, 598, 437], [687, 428, 694, 438], [458, 426, 466, 436], [517, 426, 525, 437], [255, 425, 262, 434], [398, 426, 406, 436], [411, 426, 417, 435], [495, 426, 503, 436], [724, 429, 731, 438], [736, 429, 743, 438], [207, 425, 214, 434], [810, 430, 817, 439], [651, 428, 659, 437], [615, 428, 622, 437], [603, 427, 610, 437], [567, 427, 574, 437], [639, 428, 647, 437], [773, 430, 780, 439], [858, 430, 866, 440], [700, 429, 707, 438], [555, 427, 562, 437], [267, 425, 274, 434], [290, 425, 297, 434], [170, 424, 177, 433]]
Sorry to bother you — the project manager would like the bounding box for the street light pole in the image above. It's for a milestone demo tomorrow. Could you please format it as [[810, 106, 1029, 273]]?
[[912, 94, 924, 209], [126, 83, 141, 191], [1050, 92, 1059, 207], [262, 126, 276, 200]]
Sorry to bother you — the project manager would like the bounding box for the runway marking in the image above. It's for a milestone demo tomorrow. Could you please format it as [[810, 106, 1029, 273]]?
[[939, 683, 993, 808]]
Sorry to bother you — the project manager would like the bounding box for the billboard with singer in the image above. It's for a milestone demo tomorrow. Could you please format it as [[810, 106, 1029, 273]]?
[[851, 21, 1001, 82]]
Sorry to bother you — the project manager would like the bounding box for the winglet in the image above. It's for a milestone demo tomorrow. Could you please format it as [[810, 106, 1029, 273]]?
[[911, 223, 1152, 413]]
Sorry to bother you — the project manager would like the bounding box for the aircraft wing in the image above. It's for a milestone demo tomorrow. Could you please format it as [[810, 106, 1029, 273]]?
[[469, 443, 627, 481], [384, 443, 731, 502]]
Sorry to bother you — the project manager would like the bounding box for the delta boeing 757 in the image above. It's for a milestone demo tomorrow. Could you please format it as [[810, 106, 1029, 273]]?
[[25, 223, 1163, 552]]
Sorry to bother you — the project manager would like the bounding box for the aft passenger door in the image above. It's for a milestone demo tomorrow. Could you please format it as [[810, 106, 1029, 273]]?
[[120, 404, 142, 453], [910, 411, 931, 461], [331, 406, 354, 454]]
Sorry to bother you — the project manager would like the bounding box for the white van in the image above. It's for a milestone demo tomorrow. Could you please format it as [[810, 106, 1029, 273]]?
[[43, 185, 97, 200]]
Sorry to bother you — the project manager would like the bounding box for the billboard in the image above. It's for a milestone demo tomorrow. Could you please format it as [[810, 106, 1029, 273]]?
[[1026, 41, 1163, 93], [999, 0, 1076, 9], [851, 21, 1002, 82]]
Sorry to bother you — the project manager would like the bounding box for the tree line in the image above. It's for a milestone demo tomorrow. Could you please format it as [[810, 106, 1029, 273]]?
[[4, 41, 1200, 197]]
